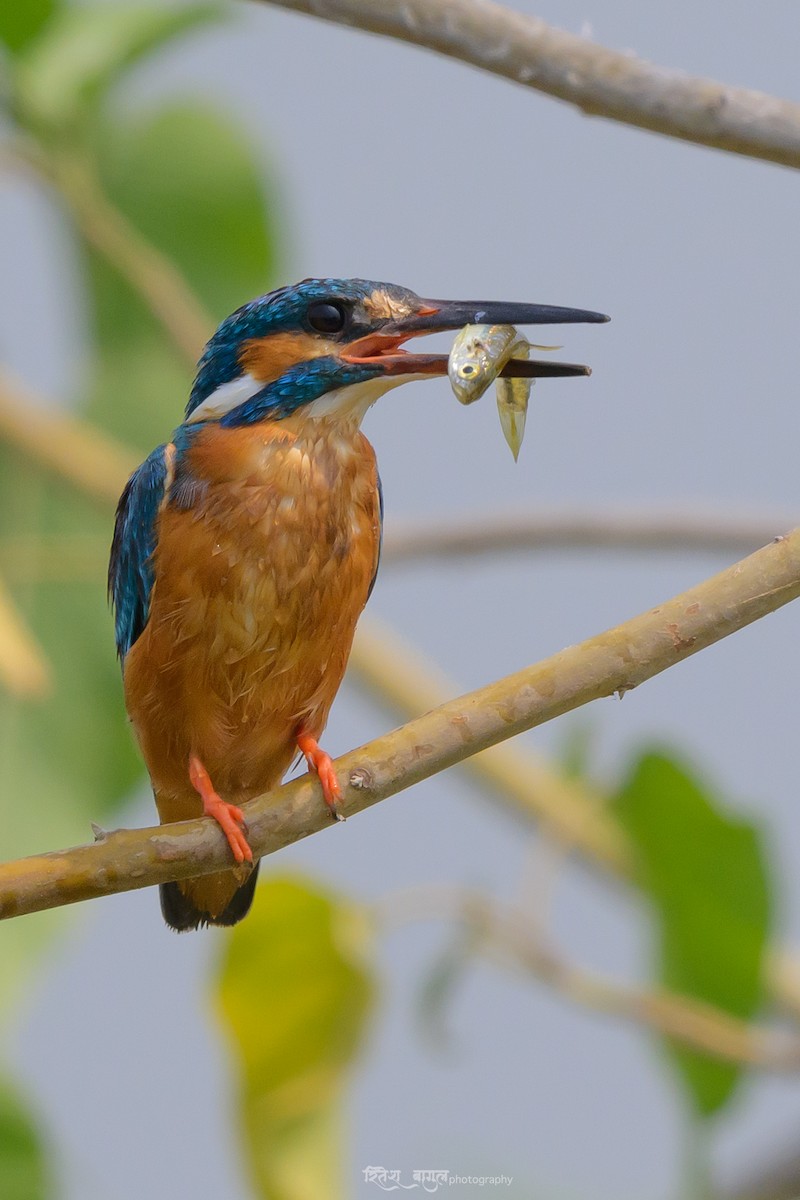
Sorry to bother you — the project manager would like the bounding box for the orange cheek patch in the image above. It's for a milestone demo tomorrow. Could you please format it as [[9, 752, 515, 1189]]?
[[239, 332, 336, 383]]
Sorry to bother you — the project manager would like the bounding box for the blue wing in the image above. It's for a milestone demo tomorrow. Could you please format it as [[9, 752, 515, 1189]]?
[[108, 445, 168, 659]]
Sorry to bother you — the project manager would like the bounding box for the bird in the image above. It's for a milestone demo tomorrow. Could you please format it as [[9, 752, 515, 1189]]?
[[108, 277, 608, 930]]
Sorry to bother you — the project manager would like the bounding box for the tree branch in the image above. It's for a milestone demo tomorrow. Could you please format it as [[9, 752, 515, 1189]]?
[[0, 573, 51, 699], [380, 885, 800, 1070], [1, 508, 792, 584], [382, 509, 796, 565], [2, 525, 800, 920], [0, 369, 138, 508], [350, 617, 629, 874], [258, 0, 800, 170], [349, 617, 800, 1024], [48, 152, 212, 365]]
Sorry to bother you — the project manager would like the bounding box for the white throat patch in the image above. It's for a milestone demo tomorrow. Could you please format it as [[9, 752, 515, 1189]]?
[[186, 370, 427, 427], [186, 372, 262, 423], [304, 374, 424, 423]]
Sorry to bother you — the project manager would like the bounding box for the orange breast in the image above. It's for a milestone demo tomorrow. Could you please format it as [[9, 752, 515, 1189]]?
[[123, 416, 381, 821]]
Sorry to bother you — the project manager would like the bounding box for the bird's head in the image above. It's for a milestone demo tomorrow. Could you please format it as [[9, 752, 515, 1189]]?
[[185, 277, 608, 427]]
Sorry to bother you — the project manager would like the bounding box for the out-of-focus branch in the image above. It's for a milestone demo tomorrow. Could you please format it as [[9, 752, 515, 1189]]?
[[2, 526, 800, 919], [50, 153, 212, 364], [259, 0, 800, 170], [723, 1148, 800, 1200], [0, 535, 109, 583], [2, 507, 793, 584], [0, 141, 210, 366], [351, 618, 629, 874], [382, 510, 795, 565], [381, 885, 800, 1070], [0, 574, 51, 699], [0, 369, 138, 508], [348, 618, 800, 1023]]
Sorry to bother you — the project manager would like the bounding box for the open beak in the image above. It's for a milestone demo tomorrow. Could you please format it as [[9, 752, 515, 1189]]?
[[341, 297, 609, 378]]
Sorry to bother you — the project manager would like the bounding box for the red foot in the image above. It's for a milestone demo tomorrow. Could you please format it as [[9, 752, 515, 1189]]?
[[189, 755, 253, 864], [297, 731, 344, 822]]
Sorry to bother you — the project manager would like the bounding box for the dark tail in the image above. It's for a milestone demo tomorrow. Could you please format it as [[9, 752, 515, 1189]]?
[[160, 861, 261, 931]]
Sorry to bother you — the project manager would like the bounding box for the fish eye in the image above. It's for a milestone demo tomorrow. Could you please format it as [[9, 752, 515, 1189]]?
[[307, 301, 348, 334], [460, 364, 477, 376]]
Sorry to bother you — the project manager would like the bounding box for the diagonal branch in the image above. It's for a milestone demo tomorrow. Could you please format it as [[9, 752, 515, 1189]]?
[[51, 152, 212, 363], [2, 524, 799, 920], [258, 0, 800, 170]]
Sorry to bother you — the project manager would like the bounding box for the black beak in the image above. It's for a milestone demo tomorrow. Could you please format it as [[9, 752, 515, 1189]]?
[[390, 298, 609, 335], [342, 297, 608, 378]]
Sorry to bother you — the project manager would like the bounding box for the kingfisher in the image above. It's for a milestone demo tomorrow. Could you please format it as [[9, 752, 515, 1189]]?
[[109, 278, 607, 930]]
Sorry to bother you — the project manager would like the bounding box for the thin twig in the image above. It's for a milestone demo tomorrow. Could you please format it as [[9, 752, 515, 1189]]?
[[2, 526, 800, 919], [2, 140, 209, 364], [259, 0, 800, 170], [50, 153, 212, 365], [379, 885, 800, 1070], [382, 510, 796, 565]]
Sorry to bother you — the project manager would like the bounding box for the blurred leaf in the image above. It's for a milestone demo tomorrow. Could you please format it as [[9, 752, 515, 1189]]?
[[14, 2, 220, 133], [613, 749, 772, 1117], [87, 99, 278, 446], [217, 876, 377, 1200], [0, 84, 278, 1004], [0, 0, 57, 55], [0, 1072, 50, 1200]]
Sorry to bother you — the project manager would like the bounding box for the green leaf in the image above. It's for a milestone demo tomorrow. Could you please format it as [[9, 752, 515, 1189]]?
[[0, 0, 57, 55], [613, 749, 772, 1117], [86, 99, 278, 446], [216, 877, 377, 1200], [15, 2, 221, 133], [0, 1072, 50, 1200]]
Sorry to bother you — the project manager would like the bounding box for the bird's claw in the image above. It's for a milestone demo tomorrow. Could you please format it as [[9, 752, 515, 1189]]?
[[189, 754, 254, 864], [296, 731, 345, 822]]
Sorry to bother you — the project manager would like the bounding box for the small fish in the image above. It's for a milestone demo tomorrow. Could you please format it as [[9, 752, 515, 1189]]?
[[448, 324, 522, 405], [449, 324, 564, 458], [496, 343, 531, 462]]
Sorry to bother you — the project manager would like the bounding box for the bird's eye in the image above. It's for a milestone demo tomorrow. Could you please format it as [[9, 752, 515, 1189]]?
[[307, 301, 347, 334]]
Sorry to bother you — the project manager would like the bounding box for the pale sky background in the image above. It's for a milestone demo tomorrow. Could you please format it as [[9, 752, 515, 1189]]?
[[2, 1, 800, 1197]]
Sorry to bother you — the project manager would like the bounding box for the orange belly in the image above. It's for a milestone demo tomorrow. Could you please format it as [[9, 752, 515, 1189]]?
[[123, 417, 381, 823]]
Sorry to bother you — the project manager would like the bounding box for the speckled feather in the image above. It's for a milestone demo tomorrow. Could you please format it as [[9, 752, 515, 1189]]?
[[115, 412, 381, 919]]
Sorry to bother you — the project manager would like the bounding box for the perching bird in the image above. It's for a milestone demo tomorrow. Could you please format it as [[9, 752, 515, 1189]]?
[[109, 278, 607, 930]]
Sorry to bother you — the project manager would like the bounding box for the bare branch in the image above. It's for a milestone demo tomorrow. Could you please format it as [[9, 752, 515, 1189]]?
[[0, 573, 51, 699], [48, 153, 212, 365], [380, 885, 800, 1070], [349, 617, 800, 1024], [350, 617, 630, 874], [0, 369, 138, 508], [1, 508, 793, 584], [382, 510, 796, 565], [2, 526, 800, 920], [258, 0, 800, 170]]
